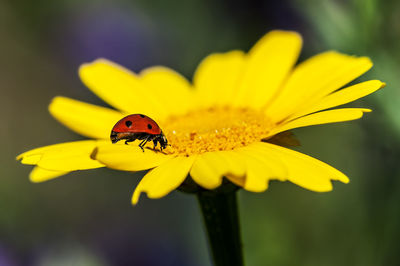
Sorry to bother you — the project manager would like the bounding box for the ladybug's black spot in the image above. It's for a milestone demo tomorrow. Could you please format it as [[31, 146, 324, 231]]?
[[139, 114, 145, 118], [147, 124, 152, 130], [125, 120, 132, 127]]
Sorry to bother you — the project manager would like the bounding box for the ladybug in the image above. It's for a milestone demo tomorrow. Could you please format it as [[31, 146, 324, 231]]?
[[110, 114, 168, 152]]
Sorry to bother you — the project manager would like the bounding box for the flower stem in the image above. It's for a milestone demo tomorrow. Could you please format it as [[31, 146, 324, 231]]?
[[197, 188, 244, 266]]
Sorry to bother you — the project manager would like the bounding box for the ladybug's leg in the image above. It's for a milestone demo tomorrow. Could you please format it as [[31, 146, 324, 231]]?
[[153, 139, 158, 150], [138, 144, 145, 152], [125, 134, 138, 145], [138, 135, 151, 152], [124, 139, 134, 145], [138, 140, 146, 152], [151, 135, 161, 150]]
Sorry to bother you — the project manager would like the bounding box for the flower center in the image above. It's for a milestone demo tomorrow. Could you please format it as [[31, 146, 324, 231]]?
[[161, 106, 274, 156]]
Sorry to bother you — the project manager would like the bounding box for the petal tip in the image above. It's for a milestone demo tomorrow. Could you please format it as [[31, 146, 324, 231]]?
[[131, 190, 142, 205], [337, 173, 350, 184], [29, 174, 43, 183], [17, 154, 43, 165], [268, 29, 303, 40], [314, 182, 333, 192], [79, 58, 111, 67], [368, 80, 386, 91], [29, 167, 69, 183], [360, 56, 374, 71], [78, 58, 114, 78], [78, 62, 91, 74], [138, 66, 167, 76], [341, 177, 350, 184], [48, 96, 66, 113]]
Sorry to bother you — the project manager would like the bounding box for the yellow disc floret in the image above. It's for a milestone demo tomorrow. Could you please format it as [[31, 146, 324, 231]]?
[[161, 106, 274, 156]]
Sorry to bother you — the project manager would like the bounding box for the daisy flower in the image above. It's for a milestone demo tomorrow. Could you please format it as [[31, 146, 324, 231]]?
[[17, 30, 384, 205]]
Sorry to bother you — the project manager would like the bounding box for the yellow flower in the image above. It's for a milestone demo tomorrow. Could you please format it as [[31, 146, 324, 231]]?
[[17, 30, 384, 204]]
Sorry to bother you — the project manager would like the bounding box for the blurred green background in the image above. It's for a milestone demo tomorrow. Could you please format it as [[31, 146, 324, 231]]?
[[1, 0, 399, 265]]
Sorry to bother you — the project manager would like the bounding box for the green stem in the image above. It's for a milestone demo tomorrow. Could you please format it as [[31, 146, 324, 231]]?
[[197, 189, 244, 266]]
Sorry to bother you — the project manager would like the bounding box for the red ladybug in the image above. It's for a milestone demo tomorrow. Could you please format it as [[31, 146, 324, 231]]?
[[110, 114, 168, 152]]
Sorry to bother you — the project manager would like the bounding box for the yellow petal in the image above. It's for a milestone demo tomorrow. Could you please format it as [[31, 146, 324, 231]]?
[[266, 51, 373, 122], [38, 143, 105, 171], [234, 30, 302, 108], [17, 140, 100, 164], [18, 145, 49, 165], [49, 96, 125, 139], [29, 167, 69, 183], [234, 145, 288, 192], [225, 175, 245, 188], [17, 140, 104, 172], [79, 59, 167, 120], [243, 157, 277, 192], [249, 142, 349, 192], [193, 50, 246, 107], [190, 151, 246, 189], [267, 108, 371, 137], [289, 80, 385, 120], [94, 142, 173, 171], [18, 154, 42, 165], [131, 156, 195, 204], [139, 66, 195, 116]]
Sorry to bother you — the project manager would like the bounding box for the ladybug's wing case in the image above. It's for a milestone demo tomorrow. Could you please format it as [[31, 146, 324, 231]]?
[[112, 114, 162, 135]]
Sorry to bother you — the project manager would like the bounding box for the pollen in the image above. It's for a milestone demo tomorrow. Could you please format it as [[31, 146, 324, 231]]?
[[161, 106, 274, 156]]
